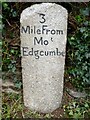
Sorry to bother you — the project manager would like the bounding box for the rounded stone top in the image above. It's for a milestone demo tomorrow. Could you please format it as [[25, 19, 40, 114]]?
[[20, 3, 67, 23]]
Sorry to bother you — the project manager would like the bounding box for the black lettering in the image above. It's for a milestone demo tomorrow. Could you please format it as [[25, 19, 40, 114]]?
[[62, 52, 65, 57], [37, 29, 41, 34], [22, 47, 28, 56], [28, 48, 33, 55], [44, 40, 49, 45], [34, 37, 43, 45], [21, 26, 30, 34], [49, 51, 55, 56], [51, 29, 56, 35], [45, 51, 48, 56], [56, 30, 63, 35], [34, 50, 39, 59], [39, 13, 46, 23], [42, 25, 47, 34], [46, 29, 50, 34], [56, 48, 65, 57], [40, 51, 44, 56]]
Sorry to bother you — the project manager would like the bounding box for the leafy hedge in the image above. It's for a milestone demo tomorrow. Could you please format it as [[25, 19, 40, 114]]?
[[67, 5, 90, 91]]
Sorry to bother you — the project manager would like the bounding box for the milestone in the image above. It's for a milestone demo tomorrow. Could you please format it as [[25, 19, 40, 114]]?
[[21, 25, 64, 35]]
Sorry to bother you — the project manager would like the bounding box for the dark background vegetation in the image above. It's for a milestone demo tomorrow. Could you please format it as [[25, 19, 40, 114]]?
[[2, 2, 90, 119]]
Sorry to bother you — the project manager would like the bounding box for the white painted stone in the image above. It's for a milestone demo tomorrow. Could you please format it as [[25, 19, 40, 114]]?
[[20, 3, 68, 113]]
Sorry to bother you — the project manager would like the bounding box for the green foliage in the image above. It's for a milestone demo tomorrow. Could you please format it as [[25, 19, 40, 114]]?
[[2, 40, 21, 89], [25, 110, 53, 119], [67, 6, 90, 91], [2, 93, 23, 119], [2, 40, 20, 68], [2, 93, 53, 119], [64, 100, 90, 118], [2, 42, 21, 89], [2, 3, 21, 89], [2, 3, 19, 21], [2, 2, 20, 71], [0, 0, 6, 2]]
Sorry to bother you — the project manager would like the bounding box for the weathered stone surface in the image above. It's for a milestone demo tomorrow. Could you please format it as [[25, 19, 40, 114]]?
[[20, 3, 68, 113]]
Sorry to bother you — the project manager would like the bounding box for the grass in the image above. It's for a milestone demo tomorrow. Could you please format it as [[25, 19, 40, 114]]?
[[2, 92, 53, 119]]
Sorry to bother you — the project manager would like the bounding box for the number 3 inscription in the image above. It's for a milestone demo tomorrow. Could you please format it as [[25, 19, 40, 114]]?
[[39, 13, 46, 23]]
